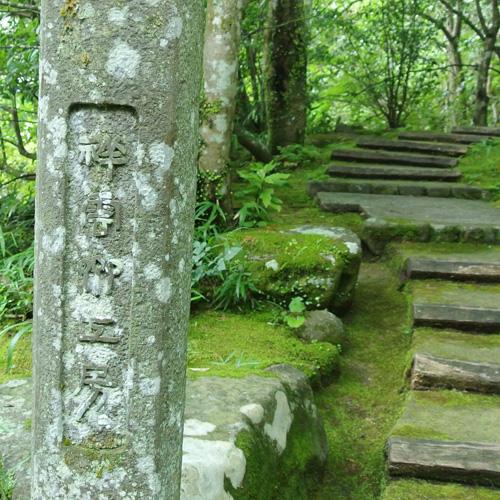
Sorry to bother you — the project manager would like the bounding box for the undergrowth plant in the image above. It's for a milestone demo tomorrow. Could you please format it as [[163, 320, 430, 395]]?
[[0, 456, 15, 500], [235, 162, 289, 227]]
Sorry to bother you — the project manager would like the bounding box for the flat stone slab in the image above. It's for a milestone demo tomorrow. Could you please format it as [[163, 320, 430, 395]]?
[[0, 367, 327, 499], [399, 131, 487, 145], [403, 257, 500, 282], [388, 437, 500, 487], [411, 352, 500, 393], [316, 192, 500, 231], [327, 164, 462, 181], [453, 126, 500, 138], [331, 149, 458, 168], [413, 304, 500, 332], [357, 138, 468, 157], [388, 390, 500, 486], [309, 178, 485, 199]]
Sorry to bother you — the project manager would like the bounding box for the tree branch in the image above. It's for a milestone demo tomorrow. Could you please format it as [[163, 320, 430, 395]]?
[[8, 97, 36, 160]]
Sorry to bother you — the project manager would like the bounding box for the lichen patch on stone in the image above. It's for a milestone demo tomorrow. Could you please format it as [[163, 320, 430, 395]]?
[[106, 41, 140, 80]]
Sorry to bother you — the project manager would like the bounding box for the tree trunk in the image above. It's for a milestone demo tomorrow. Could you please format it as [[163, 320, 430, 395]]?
[[264, 0, 308, 154], [199, 0, 246, 199], [473, 36, 496, 126], [447, 42, 464, 127]]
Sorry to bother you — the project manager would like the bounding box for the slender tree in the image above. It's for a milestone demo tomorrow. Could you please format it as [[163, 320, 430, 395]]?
[[199, 0, 247, 200]]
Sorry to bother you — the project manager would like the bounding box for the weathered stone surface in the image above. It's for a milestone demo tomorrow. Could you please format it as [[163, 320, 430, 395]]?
[[388, 390, 500, 486], [413, 304, 500, 332], [387, 437, 500, 487], [357, 138, 468, 157], [399, 131, 486, 144], [452, 126, 500, 138], [331, 149, 458, 168], [309, 179, 486, 199], [222, 227, 361, 312], [34, 2, 204, 498], [403, 258, 500, 283], [316, 193, 500, 236], [0, 379, 31, 499], [411, 353, 500, 393], [296, 310, 346, 346], [327, 164, 462, 181], [0, 371, 328, 500]]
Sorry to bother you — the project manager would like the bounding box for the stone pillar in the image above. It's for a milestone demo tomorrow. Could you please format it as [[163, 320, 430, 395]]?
[[32, 2, 204, 498]]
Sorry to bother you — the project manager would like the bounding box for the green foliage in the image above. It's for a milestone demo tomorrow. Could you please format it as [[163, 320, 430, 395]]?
[[282, 297, 307, 329], [276, 144, 324, 169], [212, 263, 260, 311], [0, 456, 14, 500], [235, 162, 289, 227]]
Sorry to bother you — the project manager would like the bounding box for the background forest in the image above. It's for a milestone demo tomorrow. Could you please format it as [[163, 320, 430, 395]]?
[[0, 0, 499, 362]]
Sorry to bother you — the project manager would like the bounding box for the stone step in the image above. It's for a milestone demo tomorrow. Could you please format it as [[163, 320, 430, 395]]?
[[388, 390, 500, 487], [413, 304, 500, 332], [309, 178, 484, 199], [411, 352, 500, 394], [453, 126, 500, 138], [411, 281, 500, 332], [388, 437, 500, 487], [410, 328, 500, 394], [331, 149, 458, 168], [399, 131, 486, 145], [403, 257, 500, 283], [316, 192, 500, 235], [327, 164, 462, 181], [357, 138, 468, 157]]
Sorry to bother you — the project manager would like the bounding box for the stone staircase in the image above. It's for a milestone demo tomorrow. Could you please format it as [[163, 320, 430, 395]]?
[[384, 245, 500, 496], [308, 127, 500, 248]]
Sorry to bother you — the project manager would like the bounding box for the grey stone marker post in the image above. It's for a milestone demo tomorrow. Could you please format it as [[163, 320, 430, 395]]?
[[33, 2, 204, 498]]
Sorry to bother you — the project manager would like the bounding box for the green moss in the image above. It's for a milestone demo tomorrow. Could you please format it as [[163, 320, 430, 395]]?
[[311, 263, 412, 499], [222, 228, 359, 310], [391, 390, 500, 444], [0, 333, 32, 385], [228, 400, 325, 499], [384, 241, 500, 275], [383, 479, 500, 499], [0, 456, 15, 500], [60, 0, 78, 17], [458, 140, 500, 204], [188, 310, 340, 386], [408, 279, 500, 310], [63, 444, 125, 477]]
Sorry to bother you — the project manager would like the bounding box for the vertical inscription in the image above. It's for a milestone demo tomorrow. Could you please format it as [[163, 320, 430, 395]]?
[[63, 106, 137, 448]]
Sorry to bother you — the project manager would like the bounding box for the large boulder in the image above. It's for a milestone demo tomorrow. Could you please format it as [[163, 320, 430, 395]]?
[[222, 226, 361, 312], [0, 367, 327, 499]]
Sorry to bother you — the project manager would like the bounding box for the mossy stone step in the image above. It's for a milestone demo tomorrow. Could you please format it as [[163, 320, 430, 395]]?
[[357, 138, 468, 157], [388, 390, 500, 487], [331, 149, 459, 168], [316, 193, 500, 235], [388, 438, 500, 487], [383, 479, 500, 499], [413, 304, 500, 332], [453, 126, 500, 138], [309, 178, 484, 199], [411, 353, 500, 394], [411, 281, 500, 332], [403, 257, 500, 283], [399, 131, 487, 145], [327, 164, 462, 181], [410, 328, 500, 393]]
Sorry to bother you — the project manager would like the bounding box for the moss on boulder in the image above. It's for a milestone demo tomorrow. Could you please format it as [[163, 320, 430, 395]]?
[[223, 226, 361, 312]]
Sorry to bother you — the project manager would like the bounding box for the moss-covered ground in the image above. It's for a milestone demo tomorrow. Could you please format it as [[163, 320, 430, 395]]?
[[383, 479, 500, 499], [458, 139, 500, 205], [311, 263, 411, 499]]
